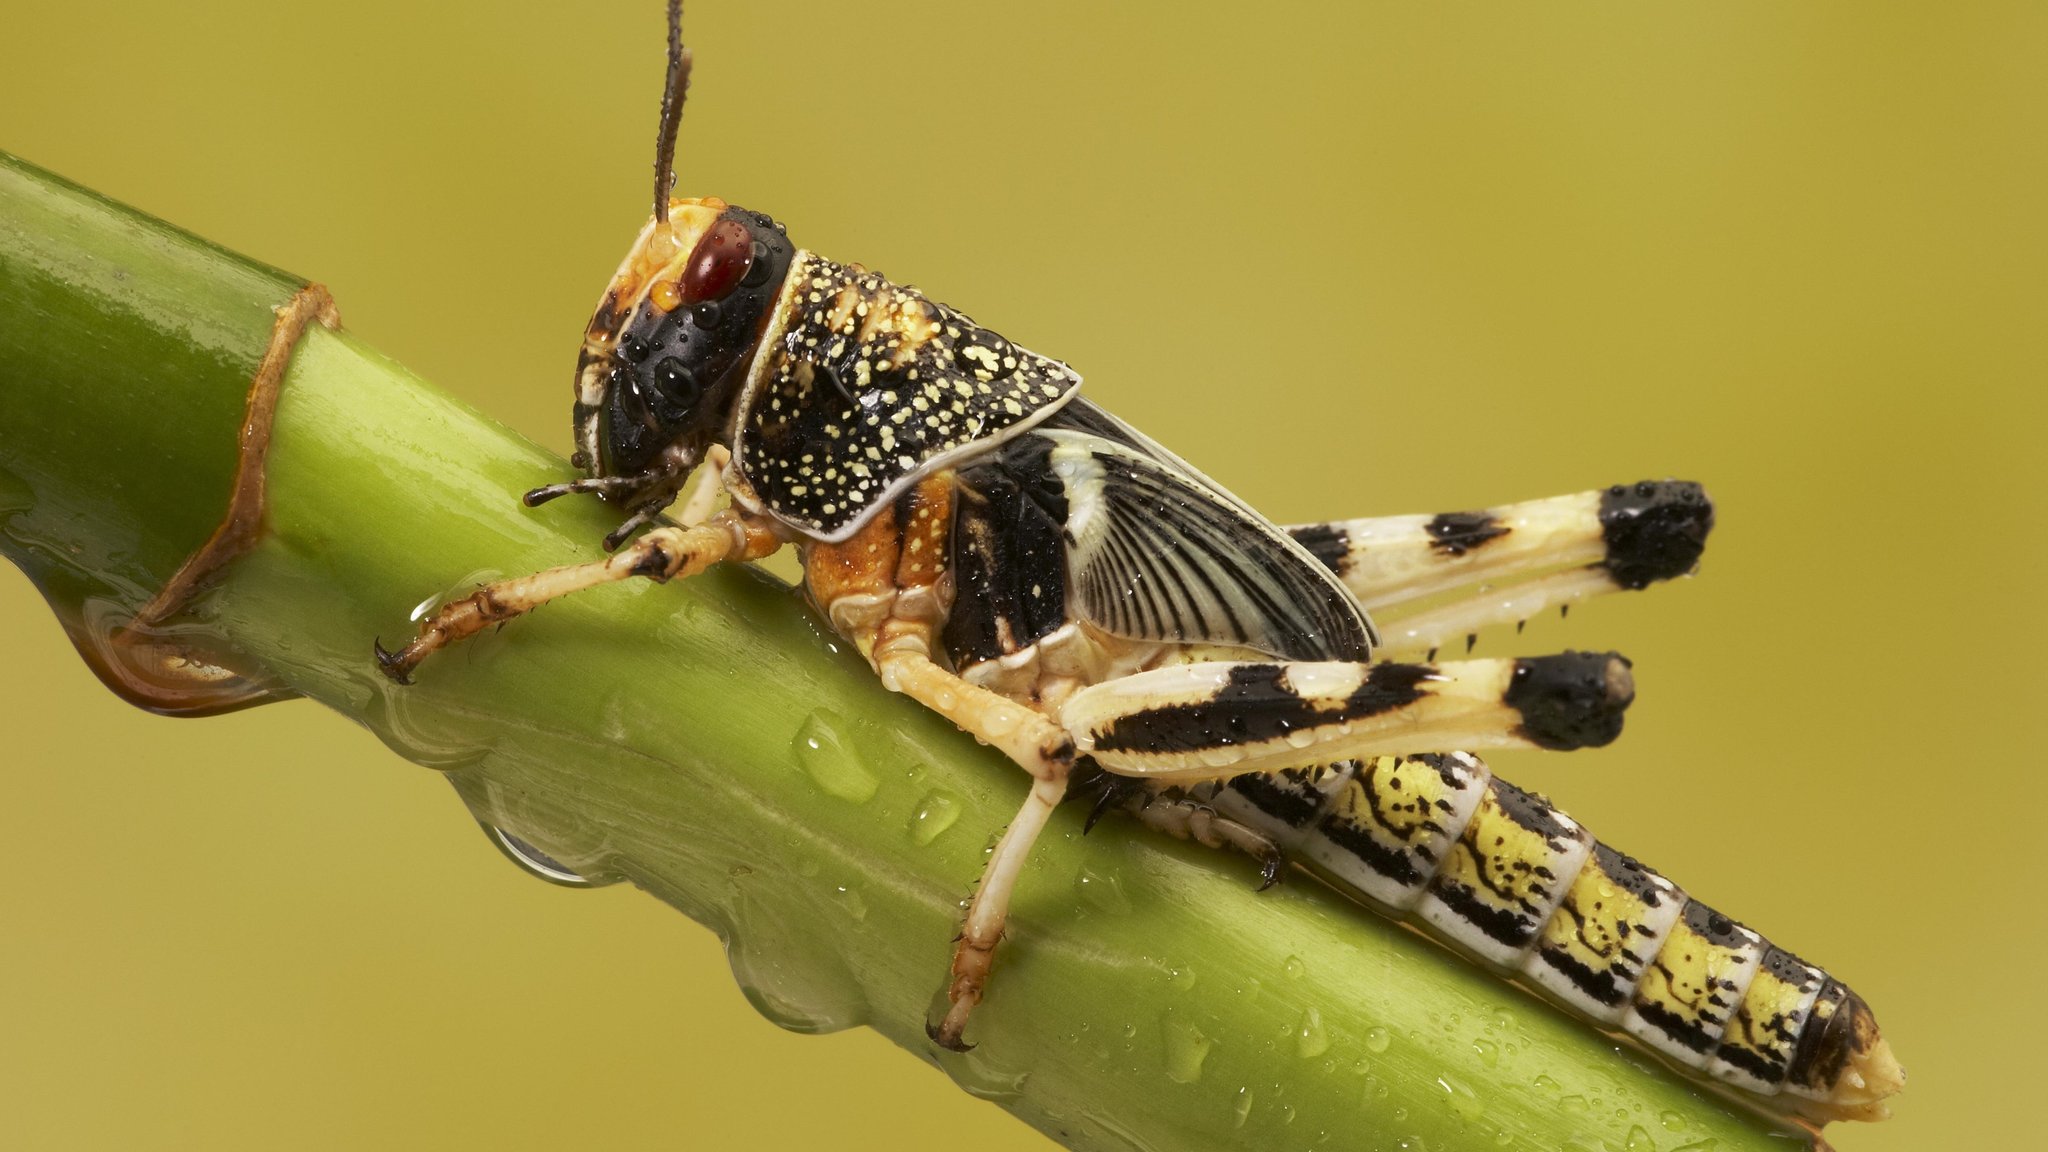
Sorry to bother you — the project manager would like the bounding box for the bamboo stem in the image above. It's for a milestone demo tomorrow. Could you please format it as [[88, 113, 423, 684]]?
[[0, 150, 1807, 1152]]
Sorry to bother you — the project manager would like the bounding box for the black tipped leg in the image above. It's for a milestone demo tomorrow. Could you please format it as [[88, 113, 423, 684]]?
[[1257, 852, 1286, 891], [1600, 480, 1715, 589], [372, 639, 414, 686], [925, 1017, 976, 1053], [1504, 651, 1634, 750]]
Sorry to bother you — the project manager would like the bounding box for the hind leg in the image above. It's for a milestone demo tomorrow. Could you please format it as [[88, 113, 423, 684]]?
[[1285, 480, 1713, 658], [1065, 652, 1634, 783]]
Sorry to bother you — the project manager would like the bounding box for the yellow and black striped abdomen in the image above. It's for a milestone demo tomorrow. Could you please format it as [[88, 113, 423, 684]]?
[[1198, 756, 1899, 1123]]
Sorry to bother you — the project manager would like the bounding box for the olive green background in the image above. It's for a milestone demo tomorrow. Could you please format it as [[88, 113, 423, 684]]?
[[0, 2, 2037, 1148]]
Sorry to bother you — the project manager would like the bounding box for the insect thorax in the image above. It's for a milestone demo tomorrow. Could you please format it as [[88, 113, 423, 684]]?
[[726, 253, 1083, 543]]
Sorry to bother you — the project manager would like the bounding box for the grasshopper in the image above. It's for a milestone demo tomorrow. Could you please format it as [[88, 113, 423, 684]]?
[[378, 1, 1900, 1127]]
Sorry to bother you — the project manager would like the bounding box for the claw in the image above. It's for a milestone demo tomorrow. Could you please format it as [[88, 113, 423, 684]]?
[[1083, 776, 1140, 834], [1257, 854, 1285, 891], [372, 638, 414, 686]]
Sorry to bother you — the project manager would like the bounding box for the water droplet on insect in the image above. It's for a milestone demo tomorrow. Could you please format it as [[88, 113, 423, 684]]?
[[1160, 1011, 1212, 1084], [1283, 954, 1307, 980], [1472, 1038, 1500, 1067], [1232, 1086, 1255, 1128], [1624, 1125, 1658, 1152], [1364, 1026, 1391, 1053], [830, 884, 867, 922], [1658, 1111, 1686, 1134], [981, 705, 1022, 738], [790, 710, 878, 803], [907, 790, 962, 844], [478, 822, 601, 887], [1076, 865, 1132, 915], [1295, 1006, 1330, 1058]]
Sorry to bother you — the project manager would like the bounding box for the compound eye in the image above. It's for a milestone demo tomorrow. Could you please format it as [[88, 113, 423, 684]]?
[[650, 356, 700, 406], [680, 217, 754, 303]]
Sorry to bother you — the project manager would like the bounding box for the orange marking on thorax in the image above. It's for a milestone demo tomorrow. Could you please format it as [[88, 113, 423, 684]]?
[[802, 503, 902, 608], [895, 475, 955, 590]]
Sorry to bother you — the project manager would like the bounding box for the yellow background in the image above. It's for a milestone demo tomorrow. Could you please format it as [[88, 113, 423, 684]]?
[[1, 2, 2038, 1148]]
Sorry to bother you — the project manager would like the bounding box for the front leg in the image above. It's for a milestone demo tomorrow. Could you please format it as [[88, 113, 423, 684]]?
[[375, 509, 783, 682]]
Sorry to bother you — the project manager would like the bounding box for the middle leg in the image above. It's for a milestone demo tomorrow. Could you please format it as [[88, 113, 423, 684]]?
[[867, 634, 1077, 1051]]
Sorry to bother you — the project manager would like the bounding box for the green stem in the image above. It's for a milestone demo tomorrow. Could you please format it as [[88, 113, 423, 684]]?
[[0, 150, 1805, 1152]]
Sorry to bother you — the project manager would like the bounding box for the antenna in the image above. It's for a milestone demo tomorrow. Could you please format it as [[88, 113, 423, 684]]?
[[652, 0, 691, 224]]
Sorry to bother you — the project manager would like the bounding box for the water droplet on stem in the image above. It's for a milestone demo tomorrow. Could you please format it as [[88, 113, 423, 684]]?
[[790, 710, 879, 803]]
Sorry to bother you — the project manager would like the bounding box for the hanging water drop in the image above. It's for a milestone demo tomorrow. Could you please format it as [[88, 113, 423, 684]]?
[[479, 822, 597, 888]]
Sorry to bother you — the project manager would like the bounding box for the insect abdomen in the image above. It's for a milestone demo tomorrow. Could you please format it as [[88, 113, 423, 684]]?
[[1201, 757, 1896, 1122]]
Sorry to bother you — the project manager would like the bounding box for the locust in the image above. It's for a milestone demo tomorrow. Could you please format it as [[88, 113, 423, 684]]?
[[376, 1, 1902, 1129]]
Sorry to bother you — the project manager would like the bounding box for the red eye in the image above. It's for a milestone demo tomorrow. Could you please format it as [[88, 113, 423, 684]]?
[[680, 217, 753, 302]]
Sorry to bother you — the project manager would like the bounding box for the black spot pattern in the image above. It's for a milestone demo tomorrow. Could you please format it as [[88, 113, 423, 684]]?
[[1426, 510, 1510, 556], [1089, 662, 1432, 756], [1599, 480, 1715, 590], [1287, 523, 1353, 575]]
